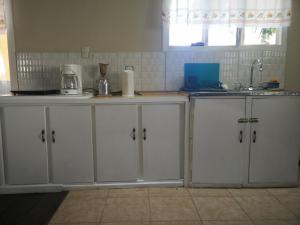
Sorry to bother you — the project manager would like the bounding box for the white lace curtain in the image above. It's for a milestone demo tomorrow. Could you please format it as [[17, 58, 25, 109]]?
[[0, 0, 5, 31], [162, 0, 292, 27]]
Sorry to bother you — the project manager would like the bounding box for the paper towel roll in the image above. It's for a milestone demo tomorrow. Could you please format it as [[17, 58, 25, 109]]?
[[121, 70, 135, 97]]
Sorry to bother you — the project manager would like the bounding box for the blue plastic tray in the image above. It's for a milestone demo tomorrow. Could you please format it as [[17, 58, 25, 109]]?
[[183, 63, 220, 89]]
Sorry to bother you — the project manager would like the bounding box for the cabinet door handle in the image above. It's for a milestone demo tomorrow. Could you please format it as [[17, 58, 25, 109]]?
[[252, 130, 257, 143], [143, 128, 147, 140], [239, 130, 243, 143], [51, 130, 56, 143], [238, 118, 248, 123], [132, 128, 136, 141], [41, 130, 45, 143], [249, 118, 259, 123]]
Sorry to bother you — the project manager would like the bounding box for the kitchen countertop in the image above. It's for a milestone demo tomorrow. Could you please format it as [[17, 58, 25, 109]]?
[[0, 92, 188, 104], [0, 90, 299, 104]]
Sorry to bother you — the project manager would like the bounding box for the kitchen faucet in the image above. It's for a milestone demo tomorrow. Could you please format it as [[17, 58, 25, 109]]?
[[249, 58, 263, 90]]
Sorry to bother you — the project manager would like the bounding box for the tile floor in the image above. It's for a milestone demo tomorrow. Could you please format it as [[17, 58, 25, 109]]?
[[48, 186, 300, 225]]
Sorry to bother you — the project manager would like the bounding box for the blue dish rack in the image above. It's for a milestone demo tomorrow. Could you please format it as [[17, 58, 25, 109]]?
[[181, 63, 223, 91]]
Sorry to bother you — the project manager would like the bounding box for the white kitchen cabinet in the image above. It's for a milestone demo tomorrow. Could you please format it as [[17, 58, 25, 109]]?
[[249, 97, 300, 184], [96, 105, 139, 182], [49, 106, 94, 184], [2, 106, 48, 185], [192, 98, 246, 185], [142, 104, 181, 181], [95, 104, 183, 182]]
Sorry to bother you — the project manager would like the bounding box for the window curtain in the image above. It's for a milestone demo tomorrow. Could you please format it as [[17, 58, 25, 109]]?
[[0, 0, 5, 31], [162, 0, 292, 28]]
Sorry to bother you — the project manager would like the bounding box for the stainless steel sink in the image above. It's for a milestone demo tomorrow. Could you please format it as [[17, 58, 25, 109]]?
[[232, 90, 300, 96], [190, 90, 300, 97]]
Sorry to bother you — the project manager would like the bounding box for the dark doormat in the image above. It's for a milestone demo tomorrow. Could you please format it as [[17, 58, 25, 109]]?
[[0, 191, 68, 225]]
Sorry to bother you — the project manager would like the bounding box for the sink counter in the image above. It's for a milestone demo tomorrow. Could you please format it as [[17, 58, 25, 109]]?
[[190, 90, 300, 97]]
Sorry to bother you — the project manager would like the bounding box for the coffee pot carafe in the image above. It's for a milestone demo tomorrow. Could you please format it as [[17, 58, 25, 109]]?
[[98, 63, 111, 96]]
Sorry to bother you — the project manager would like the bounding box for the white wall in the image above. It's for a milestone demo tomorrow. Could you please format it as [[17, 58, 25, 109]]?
[[12, 0, 162, 52], [285, 0, 300, 91]]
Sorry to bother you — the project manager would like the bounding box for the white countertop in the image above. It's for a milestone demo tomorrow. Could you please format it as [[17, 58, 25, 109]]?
[[0, 94, 188, 104]]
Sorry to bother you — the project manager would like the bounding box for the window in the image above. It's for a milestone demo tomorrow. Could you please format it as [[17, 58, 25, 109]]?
[[243, 27, 281, 45], [0, 31, 10, 82], [0, 0, 16, 94], [169, 24, 203, 46], [167, 25, 283, 47], [208, 26, 237, 46], [162, 0, 291, 49]]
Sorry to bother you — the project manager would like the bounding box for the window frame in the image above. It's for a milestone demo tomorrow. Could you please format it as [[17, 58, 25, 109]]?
[[4, 0, 17, 90], [163, 22, 288, 52]]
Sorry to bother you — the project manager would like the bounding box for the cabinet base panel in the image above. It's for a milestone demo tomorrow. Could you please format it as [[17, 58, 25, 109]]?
[[244, 182, 299, 188], [190, 182, 299, 188], [0, 180, 184, 194], [191, 183, 243, 188]]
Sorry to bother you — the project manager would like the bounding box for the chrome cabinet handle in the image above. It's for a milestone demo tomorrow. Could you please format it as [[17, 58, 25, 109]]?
[[52, 130, 56, 143], [249, 118, 259, 123], [253, 130, 257, 143], [239, 130, 243, 143], [40, 130, 45, 143], [143, 128, 147, 140]]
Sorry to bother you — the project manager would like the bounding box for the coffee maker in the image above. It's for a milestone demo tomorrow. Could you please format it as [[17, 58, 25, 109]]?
[[61, 64, 83, 95]]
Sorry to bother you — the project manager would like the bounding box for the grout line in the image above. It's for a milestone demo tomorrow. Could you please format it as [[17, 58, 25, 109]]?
[[147, 187, 152, 225], [228, 190, 255, 225], [98, 189, 109, 224], [188, 187, 203, 221], [269, 192, 300, 220]]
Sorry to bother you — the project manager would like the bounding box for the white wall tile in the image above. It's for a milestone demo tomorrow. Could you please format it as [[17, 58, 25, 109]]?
[[118, 52, 142, 91], [15, 47, 287, 92], [141, 52, 165, 91]]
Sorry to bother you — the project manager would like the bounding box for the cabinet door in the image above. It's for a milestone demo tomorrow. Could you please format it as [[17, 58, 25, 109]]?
[[3, 106, 48, 185], [249, 97, 300, 184], [96, 105, 139, 182], [192, 98, 246, 185], [142, 104, 181, 181], [49, 106, 94, 184]]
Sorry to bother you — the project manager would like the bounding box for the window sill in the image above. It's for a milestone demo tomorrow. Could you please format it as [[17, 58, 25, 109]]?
[[165, 45, 287, 52]]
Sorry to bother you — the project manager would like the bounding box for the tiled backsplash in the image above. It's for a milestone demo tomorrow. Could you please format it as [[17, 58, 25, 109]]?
[[15, 47, 286, 92]]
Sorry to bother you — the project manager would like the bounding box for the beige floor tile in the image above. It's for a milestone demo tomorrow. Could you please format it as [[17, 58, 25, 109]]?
[[228, 189, 270, 197], [108, 188, 148, 198], [253, 220, 300, 225], [149, 188, 189, 197], [50, 198, 106, 223], [276, 195, 300, 218], [235, 196, 297, 220], [102, 197, 150, 222], [100, 222, 150, 225], [150, 197, 199, 221], [268, 188, 300, 196], [48, 223, 99, 225], [48, 223, 100, 225], [66, 189, 108, 200], [194, 197, 248, 221], [189, 188, 231, 197], [152, 222, 202, 225], [202, 221, 253, 225]]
